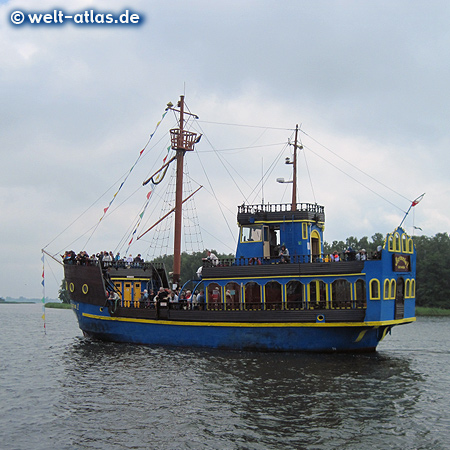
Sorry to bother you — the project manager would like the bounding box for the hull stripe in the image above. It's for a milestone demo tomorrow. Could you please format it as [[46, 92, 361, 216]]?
[[82, 312, 415, 328]]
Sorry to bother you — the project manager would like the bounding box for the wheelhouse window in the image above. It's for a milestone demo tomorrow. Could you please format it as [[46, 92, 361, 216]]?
[[241, 226, 262, 243]]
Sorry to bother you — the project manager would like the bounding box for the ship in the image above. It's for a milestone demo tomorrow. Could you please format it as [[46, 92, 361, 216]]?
[[62, 96, 416, 352]]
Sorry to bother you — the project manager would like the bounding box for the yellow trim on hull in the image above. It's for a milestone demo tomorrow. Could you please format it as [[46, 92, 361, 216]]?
[[82, 312, 415, 328]]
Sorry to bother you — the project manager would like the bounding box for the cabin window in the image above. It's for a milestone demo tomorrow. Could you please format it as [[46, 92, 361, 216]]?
[[244, 282, 262, 310], [390, 279, 396, 299], [225, 282, 240, 310], [264, 281, 282, 310], [355, 279, 366, 307], [207, 283, 222, 310], [241, 226, 262, 243], [408, 238, 414, 253], [383, 279, 390, 299], [286, 281, 304, 309], [370, 279, 380, 300], [331, 279, 352, 308]]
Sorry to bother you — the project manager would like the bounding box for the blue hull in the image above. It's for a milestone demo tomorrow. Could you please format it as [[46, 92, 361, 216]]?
[[71, 301, 391, 352]]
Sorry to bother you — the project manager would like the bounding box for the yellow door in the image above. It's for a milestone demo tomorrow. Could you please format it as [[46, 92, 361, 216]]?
[[124, 283, 132, 307], [134, 282, 141, 308]]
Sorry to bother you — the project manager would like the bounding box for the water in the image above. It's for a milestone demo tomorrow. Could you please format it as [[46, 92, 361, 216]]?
[[1, 304, 449, 450]]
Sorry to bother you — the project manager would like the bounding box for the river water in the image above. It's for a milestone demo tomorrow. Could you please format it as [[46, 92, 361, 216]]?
[[1, 304, 449, 450]]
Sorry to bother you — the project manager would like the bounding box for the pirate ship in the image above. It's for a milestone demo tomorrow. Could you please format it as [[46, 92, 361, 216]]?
[[62, 96, 416, 351]]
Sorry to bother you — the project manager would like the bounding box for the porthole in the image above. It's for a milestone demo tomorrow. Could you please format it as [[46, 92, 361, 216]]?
[[69, 282, 75, 292], [82, 284, 89, 295]]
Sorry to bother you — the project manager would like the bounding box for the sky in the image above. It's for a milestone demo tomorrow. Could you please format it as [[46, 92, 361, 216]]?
[[1, 0, 449, 300]]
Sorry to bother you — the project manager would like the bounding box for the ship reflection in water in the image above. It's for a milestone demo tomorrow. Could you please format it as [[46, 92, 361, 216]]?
[[60, 332, 435, 450]]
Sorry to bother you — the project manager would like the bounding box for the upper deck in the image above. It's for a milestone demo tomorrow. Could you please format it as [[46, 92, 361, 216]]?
[[237, 203, 325, 225]]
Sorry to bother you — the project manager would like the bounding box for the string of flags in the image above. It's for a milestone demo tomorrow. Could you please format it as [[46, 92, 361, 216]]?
[[125, 146, 172, 252], [99, 109, 169, 223]]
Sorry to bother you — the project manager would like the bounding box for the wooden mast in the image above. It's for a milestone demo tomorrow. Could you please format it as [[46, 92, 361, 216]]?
[[172, 96, 185, 285], [168, 96, 199, 287]]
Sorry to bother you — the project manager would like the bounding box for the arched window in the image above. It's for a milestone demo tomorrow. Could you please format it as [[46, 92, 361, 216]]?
[[355, 279, 366, 308], [405, 279, 411, 298], [207, 283, 222, 311], [309, 280, 327, 309], [370, 279, 380, 300], [225, 282, 240, 310], [286, 280, 304, 310], [390, 279, 396, 299], [245, 282, 262, 310], [394, 232, 401, 252], [383, 279, 390, 299], [402, 233, 408, 253], [408, 238, 414, 253], [265, 281, 282, 310], [331, 279, 352, 309], [411, 279, 416, 298], [388, 235, 395, 252]]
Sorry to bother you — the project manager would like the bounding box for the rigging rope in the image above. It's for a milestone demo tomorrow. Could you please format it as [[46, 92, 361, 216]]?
[[83, 109, 169, 249]]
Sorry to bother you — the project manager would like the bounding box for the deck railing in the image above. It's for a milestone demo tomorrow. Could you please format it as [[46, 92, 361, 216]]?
[[238, 203, 324, 215], [203, 251, 380, 268]]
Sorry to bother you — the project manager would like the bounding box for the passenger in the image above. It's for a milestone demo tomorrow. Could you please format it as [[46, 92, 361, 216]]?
[[133, 254, 143, 267], [191, 291, 198, 310], [279, 245, 290, 263], [125, 254, 133, 268], [168, 290, 179, 305], [333, 251, 340, 262], [356, 249, 367, 261], [345, 246, 356, 261], [206, 250, 219, 266], [141, 289, 149, 307], [185, 290, 192, 309], [196, 266, 203, 279], [249, 257, 262, 265], [197, 290, 205, 310], [374, 245, 383, 259]]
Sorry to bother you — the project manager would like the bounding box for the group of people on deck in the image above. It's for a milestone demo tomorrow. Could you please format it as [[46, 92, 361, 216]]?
[[136, 287, 206, 310], [62, 250, 144, 267]]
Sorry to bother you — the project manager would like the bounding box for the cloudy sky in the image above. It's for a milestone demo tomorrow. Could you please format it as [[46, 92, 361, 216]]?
[[1, 0, 448, 300]]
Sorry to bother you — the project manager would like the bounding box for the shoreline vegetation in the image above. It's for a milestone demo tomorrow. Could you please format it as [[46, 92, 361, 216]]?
[[41, 302, 450, 316]]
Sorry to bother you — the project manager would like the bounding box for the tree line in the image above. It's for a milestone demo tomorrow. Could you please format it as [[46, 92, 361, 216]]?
[[59, 233, 450, 309]]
